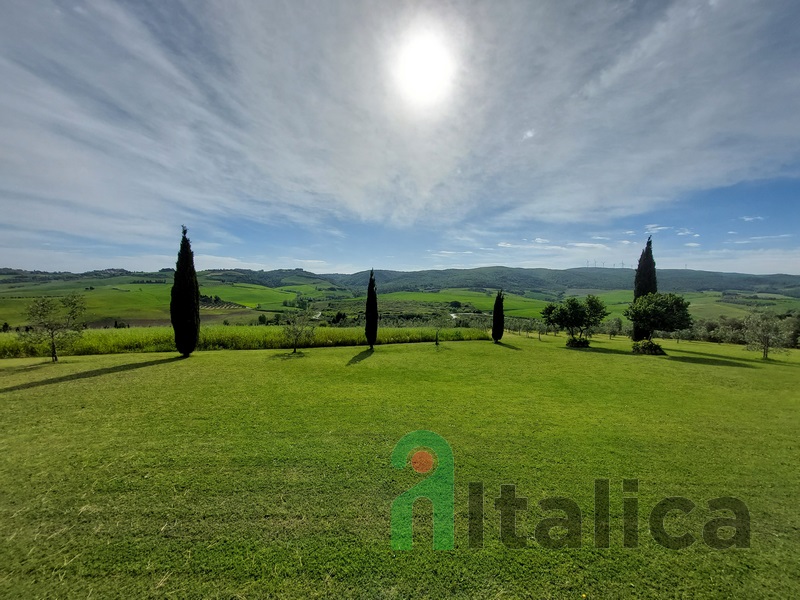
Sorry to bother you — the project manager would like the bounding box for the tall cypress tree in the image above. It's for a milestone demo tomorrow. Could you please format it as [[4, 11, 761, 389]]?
[[632, 236, 658, 342], [170, 226, 200, 357], [492, 290, 504, 343], [365, 269, 378, 350]]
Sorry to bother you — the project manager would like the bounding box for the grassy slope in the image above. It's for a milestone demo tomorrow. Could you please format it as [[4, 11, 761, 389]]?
[[0, 338, 797, 598]]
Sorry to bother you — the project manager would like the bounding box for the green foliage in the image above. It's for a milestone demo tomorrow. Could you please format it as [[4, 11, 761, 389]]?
[[541, 302, 558, 333], [0, 326, 491, 358], [550, 295, 608, 346], [633, 236, 658, 299], [632, 236, 658, 341], [604, 317, 623, 338], [365, 269, 378, 349], [491, 290, 504, 342], [282, 310, 317, 353], [624, 292, 693, 342], [743, 310, 792, 359], [22, 293, 86, 362], [169, 226, 200, 357], [632, 340, 666, 355], [565, 337, 590, 348]]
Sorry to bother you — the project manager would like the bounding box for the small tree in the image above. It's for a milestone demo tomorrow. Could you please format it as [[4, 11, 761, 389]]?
[[533, 318, 546, 340], [623, 293, 692, 343], [365, 269, 378, 350], [605, 317, 622, 339], [23, 293, 86, 362], [632, 236, 658, 341], [551, 295, 608, 347], [170, 226, 200, 358], [1, 322, 9, 333], [432, 311, 452, 346], [743, 311, 791, 359], [491, 290, 504, 343], [541, 303, 558, 335], [283, 309, 316, 353]]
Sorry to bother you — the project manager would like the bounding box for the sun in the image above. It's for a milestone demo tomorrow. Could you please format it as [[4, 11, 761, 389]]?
[[393, 30, 455, 110]]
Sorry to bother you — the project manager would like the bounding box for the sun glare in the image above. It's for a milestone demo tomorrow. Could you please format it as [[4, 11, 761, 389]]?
[[394, 29, 455, 110]]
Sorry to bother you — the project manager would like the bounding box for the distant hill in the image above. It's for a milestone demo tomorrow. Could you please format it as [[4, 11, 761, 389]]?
[[3, 265, 800, 297], [321, 267, 800, 298]]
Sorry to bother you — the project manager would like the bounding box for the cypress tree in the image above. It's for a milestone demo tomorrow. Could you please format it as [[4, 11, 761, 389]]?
[[632, 236, 658, 342], [492, 290, 504, 343], [170, 225, 200, 357], [365, 269, 378, 350]]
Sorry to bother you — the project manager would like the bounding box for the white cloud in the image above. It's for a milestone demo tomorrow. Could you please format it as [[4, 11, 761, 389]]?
[[534, 237, 550, 243], [1, 0, 799, 246], [684, 242, 701, 247], [645, 224, 672, 234], [749, 234, 792, 240], [569, 242, 610, 249], [740, 216, 765, 222]]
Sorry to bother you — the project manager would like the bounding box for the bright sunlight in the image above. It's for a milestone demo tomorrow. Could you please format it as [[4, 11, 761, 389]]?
[[393, 29, 456, 110]]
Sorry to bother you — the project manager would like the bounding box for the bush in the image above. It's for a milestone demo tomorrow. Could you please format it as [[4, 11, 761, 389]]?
[[632, 340, 666, 355], [565, 338, 590, 348]]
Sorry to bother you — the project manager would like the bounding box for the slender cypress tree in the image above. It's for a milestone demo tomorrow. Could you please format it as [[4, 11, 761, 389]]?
[[632, 236, 658, 342], [170, 226, 200, 357], [492, 290, 504, 343], [365, 269, 378, 350]]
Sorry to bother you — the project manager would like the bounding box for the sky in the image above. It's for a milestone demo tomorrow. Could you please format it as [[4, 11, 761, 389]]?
[[1, 0, 799, 275]]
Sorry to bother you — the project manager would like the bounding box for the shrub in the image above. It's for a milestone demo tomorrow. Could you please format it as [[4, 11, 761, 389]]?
[[565, 338, 590, 348], [632, 340, 666, 355]]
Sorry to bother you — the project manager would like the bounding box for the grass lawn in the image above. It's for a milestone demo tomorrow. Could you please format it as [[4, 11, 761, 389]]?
[[0, 337, 798, 597]]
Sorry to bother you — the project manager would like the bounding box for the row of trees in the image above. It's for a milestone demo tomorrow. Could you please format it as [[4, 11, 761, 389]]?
[[14, 229, 795, 360]]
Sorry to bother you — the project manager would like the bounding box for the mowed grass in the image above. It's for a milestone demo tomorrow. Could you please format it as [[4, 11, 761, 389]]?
[[0, 337, 797, 598]]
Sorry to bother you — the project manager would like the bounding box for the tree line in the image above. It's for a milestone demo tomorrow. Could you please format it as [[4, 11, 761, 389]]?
[[14, 228, 797, 361]]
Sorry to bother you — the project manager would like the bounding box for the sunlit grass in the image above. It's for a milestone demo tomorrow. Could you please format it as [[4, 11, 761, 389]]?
[[0, 337, 797, 597], [0, 326, 490, 358]]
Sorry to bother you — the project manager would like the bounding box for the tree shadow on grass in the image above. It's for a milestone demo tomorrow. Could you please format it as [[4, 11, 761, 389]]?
[[347, 348, 374, 366], [669, 347, 797, 366], [0, 361, 53, 376], [0, 356, 185, 394], [580, 346, 634, 356], [272, 351, 308, 360], [666, 356, 756, 369], [494, 341, 522, 351]]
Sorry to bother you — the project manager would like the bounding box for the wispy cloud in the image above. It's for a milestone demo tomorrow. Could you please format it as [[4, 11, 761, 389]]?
[[1, 1, 799, 273], [749, 234, 792, 240]]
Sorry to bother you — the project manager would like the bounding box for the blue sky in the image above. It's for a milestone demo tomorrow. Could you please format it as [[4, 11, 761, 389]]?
[[1, 0, 798, 274]]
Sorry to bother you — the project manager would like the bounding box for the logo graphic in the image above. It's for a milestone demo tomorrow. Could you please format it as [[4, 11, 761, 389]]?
[[390, 430, 454, 550]]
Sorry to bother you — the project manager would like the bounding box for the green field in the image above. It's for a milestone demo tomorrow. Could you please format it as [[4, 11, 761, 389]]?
[[1, 337, 797, 597], [4, 271, 800, 329]]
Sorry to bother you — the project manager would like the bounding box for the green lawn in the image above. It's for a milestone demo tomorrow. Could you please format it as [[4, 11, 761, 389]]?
[[1, 337, 797, 597]]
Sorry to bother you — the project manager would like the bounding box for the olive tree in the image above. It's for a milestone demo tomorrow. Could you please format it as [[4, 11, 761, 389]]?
[[24, 293, 86, 362]]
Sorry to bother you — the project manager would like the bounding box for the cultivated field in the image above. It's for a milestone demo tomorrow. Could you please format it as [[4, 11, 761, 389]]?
[[4, 272, 800, 328], [1, 336, 797, 597]]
